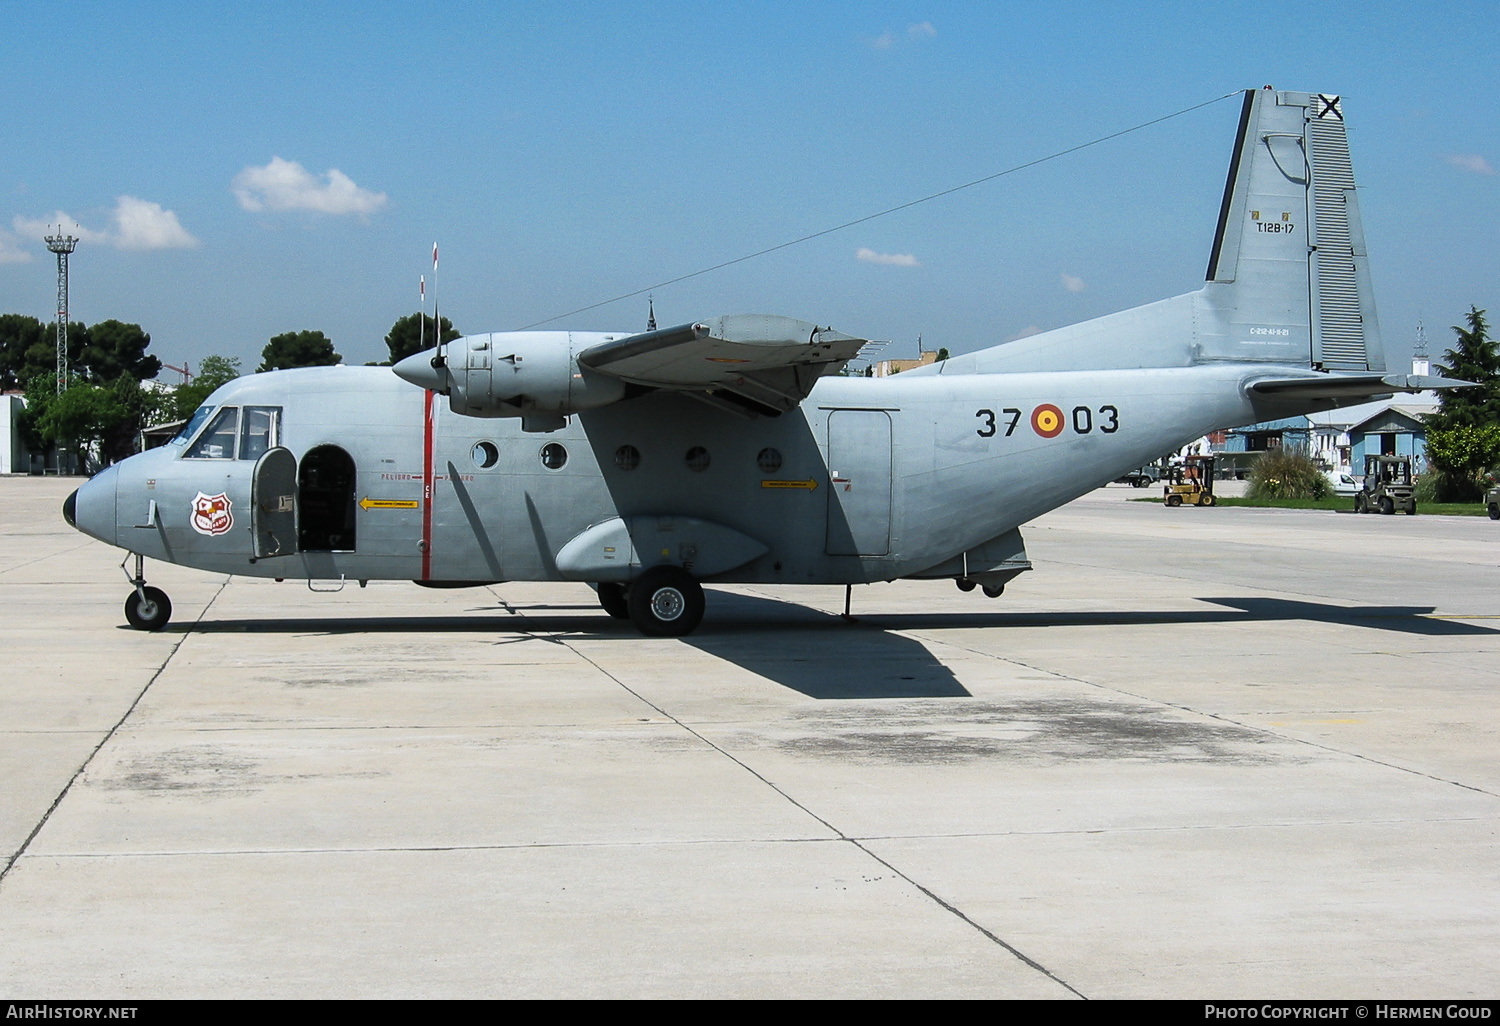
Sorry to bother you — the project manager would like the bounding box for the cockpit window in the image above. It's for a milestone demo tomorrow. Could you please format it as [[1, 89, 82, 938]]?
[[185, 406, 240, 459], [172, 405, 215, 445], [239, 406, 282, 461]]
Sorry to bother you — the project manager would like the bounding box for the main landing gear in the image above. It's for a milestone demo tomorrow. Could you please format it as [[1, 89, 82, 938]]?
[[122, 553, 172, 632], [594, 568, 706, 637], [956, 578, 1006, 598]]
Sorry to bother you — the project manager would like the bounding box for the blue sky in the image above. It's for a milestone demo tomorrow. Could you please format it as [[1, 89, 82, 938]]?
[[1, 1, 1495, 372]]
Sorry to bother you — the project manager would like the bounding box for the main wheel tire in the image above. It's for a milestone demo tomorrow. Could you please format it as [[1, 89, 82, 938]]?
[[1489, 504, 1500, 521], [1354, 494, 1367, 514], [981, 584, 1005, 598], [1379, 497, 1394, 515], [124, 586, 171, 632], [956, 578, 977, 592], [596, 582, 630, 620], [1200, 493, 1216, 507], [1166, 494, 1183, 507], [627, 566, 705, 637]]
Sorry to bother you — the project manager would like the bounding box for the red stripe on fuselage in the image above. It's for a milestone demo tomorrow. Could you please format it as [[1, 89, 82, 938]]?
[[421, 388, 435, 579]]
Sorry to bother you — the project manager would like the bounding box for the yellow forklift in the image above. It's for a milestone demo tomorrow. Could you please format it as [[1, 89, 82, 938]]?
[[1163, 454, 1217, 507]]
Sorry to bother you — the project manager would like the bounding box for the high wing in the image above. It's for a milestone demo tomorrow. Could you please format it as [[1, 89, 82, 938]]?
[[577, 314, 869, 415]]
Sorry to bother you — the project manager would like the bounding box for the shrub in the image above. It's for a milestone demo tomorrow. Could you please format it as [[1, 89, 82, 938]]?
[[1247, 447, 1331, 500]]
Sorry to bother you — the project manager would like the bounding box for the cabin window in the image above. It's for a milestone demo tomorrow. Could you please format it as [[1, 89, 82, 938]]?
[[472, 441, 499, 469], [238, 406, 282, 461], [613, 445, 640, 471], [540, 443, 568, 470], [685, 446, 710, 472], [756, 447, 782, 474], [184, 407, 239, 459]]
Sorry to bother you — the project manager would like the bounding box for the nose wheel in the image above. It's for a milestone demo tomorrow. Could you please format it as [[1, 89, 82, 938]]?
[[121, 553, 172, 632]]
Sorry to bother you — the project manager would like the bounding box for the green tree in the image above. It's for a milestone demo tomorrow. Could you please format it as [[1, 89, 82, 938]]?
[[170, 355, 242, 420], [0, 314, 51, 390], [21, 378, 130, 471], [1421, 308, 1500, 500], [1427, 308, 1500, 430], [1423, 423, 1500, 502], [935, 347, 950, 362], [78, 319, 160, 383], [259, 330, 340, 372], [383, 313, 459, 365], [0, 315, 90, 388]]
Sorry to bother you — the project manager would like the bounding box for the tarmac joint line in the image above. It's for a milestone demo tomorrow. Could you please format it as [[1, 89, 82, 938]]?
[[489, 587, 1087, 1000], [0, 577, 230, 891]]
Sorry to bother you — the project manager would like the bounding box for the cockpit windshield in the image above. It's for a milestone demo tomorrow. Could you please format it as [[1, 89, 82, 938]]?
[[172, 405, 215, 445], [185, 407, 240, 459]]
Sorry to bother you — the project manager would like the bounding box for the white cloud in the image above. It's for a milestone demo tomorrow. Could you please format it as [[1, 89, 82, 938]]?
[[1005, 325, 1042, 342], [1447, 153, 1495, 175], [869, 30, 896, 49], [233, 156, 388, 215], [12, 212, 112, 246], [0, 228, 34, 263], [857, 247, 920, 267], [12, 197, 197, 252], [908, 22, 937, 39], [113, 196, 198, 249], [1061, 273, 1086, 292]]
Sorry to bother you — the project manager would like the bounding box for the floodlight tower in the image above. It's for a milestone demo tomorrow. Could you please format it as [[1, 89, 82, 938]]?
[[44, 227, 79, 394]]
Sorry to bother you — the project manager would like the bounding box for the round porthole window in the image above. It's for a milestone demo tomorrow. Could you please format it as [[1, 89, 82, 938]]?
[[540, 443, 568, 470], [614, 444, 641, 471], [685, 446, 711, 472], [756, 447, 783, 474], [472, 441, 499, 469]]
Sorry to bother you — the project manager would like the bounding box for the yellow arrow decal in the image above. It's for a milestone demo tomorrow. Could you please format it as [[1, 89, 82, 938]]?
[[761, 479, 818, 491], [360, 497, 421, 510]]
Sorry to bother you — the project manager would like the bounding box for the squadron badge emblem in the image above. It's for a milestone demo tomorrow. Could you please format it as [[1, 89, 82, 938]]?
[[191, 492, 234, 536]]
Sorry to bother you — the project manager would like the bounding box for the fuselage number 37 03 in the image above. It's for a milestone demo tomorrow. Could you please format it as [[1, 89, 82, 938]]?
[[975, 404, 1119, 438]]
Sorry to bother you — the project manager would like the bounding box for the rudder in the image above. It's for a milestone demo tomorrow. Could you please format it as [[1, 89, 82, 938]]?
[[1202, 87, 1384, 372]]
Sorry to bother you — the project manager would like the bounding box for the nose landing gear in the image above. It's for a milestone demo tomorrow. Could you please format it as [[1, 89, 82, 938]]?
[[121, 553, 172, 632]]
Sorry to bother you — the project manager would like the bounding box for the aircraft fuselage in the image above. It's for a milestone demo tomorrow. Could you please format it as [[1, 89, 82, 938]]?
[[74, 357, 1266, 587]]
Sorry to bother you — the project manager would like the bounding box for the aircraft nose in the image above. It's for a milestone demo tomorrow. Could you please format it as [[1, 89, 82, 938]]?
[[393, 349, 447, 392], [69, 464, 119, 547]]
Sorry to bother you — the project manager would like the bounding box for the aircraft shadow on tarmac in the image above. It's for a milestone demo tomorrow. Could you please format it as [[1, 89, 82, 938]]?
[[171, 590, 1494, 701], [851, 597, 1498, 638]]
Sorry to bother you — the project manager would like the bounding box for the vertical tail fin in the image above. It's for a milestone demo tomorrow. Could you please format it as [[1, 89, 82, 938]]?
[[1203, 87, 1384, 372]]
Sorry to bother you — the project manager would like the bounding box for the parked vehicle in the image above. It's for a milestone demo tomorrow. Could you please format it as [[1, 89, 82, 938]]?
[[1354, 454, 1416, 515], [1486, 484, 1500, 521], [1116, 464, 1160, 488], [1164, 455, 1216, 507], [1324, 469, 1360, 497]]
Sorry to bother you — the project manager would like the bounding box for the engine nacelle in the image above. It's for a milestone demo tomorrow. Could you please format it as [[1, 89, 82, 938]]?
[[402, 332, 627, 432]]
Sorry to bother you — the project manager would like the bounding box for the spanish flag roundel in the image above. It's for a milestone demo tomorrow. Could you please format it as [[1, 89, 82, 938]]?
[[1031, 404, 1065, 438]]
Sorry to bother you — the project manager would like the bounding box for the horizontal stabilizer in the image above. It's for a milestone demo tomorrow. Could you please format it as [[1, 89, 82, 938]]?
[[1247, 373, 1473, 401], [578, 314, 868, 412]]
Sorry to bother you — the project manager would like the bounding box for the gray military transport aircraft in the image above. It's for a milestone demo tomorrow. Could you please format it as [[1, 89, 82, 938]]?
[[65, 88, 1464, 637]]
